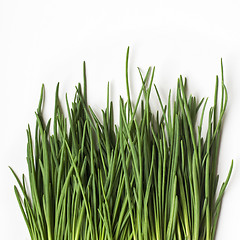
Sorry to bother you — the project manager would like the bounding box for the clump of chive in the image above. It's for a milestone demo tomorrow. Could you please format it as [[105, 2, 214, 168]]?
[[10, 48, 233, 240]]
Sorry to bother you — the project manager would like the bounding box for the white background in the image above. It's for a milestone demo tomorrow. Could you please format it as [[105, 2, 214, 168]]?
[[0, 1, 240, 239]]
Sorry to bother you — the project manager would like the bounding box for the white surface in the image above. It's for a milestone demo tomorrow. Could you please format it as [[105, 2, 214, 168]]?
[[0, 1, 240, 239]]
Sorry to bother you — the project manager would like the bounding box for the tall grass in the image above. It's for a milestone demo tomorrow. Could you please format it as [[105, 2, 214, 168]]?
[[11, 48, 233, 240]]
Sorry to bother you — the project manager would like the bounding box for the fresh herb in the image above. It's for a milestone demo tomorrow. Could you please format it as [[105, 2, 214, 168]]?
[[11, 48, 233, 240]]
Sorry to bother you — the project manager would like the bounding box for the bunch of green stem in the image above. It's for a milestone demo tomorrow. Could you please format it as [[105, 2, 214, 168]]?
[[11, 49, 233, 240]]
